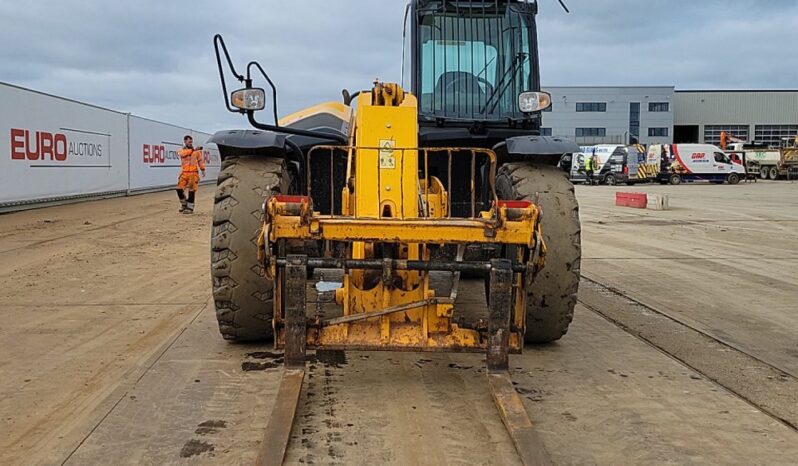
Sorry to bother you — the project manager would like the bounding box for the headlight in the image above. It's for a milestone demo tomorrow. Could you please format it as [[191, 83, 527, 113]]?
[[518, 91, 552, 113], [231, 88, 266, 111]]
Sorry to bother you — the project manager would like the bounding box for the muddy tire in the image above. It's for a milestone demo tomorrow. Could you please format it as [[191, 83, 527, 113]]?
[[211, 156, 292, 341], [496, 163, 581, 344]]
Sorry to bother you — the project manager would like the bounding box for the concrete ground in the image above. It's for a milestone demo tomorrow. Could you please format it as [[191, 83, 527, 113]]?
[[0, 180, 796, 465], [577, 180, 798, 376]]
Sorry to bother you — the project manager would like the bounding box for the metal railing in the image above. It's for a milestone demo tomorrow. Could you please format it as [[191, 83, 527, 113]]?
[[306, 145, 499, 219]]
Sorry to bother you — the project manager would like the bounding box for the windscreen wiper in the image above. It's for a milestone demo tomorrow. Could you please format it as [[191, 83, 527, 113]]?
[[475, 56, 496, 82], [481, 52, 528, 114]]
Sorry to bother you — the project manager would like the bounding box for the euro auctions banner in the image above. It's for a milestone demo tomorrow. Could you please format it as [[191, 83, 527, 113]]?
[[1, 82, 220, 207], [128, 117, 220, 191], [0, 83, 129, 205]]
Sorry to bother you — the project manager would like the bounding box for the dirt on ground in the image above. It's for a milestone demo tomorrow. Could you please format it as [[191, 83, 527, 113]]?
[[0, 181, 796, 465], [0, 191, 213, 465]]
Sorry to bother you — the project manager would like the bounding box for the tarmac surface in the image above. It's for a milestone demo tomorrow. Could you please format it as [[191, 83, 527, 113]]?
[[1, 180, 796, 465]]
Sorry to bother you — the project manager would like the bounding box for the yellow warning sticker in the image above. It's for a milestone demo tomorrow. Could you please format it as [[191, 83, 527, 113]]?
[[379, 139, 396, 169]]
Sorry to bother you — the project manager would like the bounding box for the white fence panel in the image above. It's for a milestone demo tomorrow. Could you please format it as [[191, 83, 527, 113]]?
[[1, 82, 222, 208], [1, 84, 129, 205]]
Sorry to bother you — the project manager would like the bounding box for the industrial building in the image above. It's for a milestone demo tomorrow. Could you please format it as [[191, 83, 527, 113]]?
[[541, 86, 675, 146], [542, 87, 798, 147], [673, 91, 798, 146]]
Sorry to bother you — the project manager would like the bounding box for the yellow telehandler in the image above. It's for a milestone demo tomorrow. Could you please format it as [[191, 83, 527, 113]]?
[[208, 2, 580, 463]]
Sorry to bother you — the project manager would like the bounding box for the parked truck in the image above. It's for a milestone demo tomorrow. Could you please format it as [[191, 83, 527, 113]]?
[[730, 139, 798, 180]]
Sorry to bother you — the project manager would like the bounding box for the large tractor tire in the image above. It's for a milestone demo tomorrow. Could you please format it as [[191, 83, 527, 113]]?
[[496, 163, 581, 344], [211, 156, 292, 341]]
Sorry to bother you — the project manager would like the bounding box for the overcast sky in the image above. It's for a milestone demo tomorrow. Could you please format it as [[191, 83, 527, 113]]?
[[1, 0, 796, 132]]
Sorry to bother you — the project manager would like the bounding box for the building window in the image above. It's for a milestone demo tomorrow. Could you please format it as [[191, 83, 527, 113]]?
[[649, 102, 670, 112], [754, 125, 798, 147], [648, 127, 669, 137], [704, 125, 749, 145], [575, 128, 606, 137], [541, 128, 552, 136], [576, 102, 606, 112], [629, 102, 640, 142]]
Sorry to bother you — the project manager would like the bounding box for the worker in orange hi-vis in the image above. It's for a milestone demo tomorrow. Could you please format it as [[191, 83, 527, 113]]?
[[176, 135, 206, 214]]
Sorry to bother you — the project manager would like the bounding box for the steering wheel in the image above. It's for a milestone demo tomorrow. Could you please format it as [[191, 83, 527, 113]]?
[[444, 73, 494, 96]]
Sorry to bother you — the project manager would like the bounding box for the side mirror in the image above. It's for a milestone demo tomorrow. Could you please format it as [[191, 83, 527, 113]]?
[[231, 88, 266, 111]]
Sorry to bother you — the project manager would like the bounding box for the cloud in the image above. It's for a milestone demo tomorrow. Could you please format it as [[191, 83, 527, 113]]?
[[538, 0, 798, 88], [1, 0, 795, 132]]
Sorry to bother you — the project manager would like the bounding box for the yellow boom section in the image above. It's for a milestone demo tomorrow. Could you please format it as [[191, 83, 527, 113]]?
[[352, 89, 419, 219]]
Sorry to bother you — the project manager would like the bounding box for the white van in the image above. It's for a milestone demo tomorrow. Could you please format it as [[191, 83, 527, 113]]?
[[571, 145, 630, 185], [648, 144, 746, 185]]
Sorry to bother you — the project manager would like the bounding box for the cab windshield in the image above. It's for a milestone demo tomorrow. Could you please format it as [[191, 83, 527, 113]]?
[[416, 2, 537, 121]]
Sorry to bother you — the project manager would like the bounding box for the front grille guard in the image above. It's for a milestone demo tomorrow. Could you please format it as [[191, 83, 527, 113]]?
[[306, 145, 499, 220]]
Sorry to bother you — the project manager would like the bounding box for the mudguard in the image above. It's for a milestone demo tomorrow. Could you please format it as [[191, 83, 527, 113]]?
[[501, 136, 580, 156], [493, 136, 580, 166], [208, 129, 287, 159]]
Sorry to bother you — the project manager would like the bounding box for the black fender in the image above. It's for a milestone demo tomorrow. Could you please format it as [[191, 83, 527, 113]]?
[[208, 129, 288, 159], [494, 136, 580, 166]]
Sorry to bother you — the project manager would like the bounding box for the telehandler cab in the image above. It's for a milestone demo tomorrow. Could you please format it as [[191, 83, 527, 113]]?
[[209, 1, 580, 463]]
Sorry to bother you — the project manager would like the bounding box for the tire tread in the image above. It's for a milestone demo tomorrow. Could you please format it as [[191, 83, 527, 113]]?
[[496, 163, 581, 344], [211, 156, 289, 341]]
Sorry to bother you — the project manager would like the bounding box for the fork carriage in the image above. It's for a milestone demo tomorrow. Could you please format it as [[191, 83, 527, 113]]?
[[261, 143, 546, 366]]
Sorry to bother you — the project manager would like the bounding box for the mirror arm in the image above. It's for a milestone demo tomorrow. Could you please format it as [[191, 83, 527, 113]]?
[[214, 34, 346, 144], [213, 34, 246, 114], [247, 61, 279, 126]]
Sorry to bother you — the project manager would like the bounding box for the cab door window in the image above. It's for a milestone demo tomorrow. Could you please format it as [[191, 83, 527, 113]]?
[[714, 152, 730, 164]]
